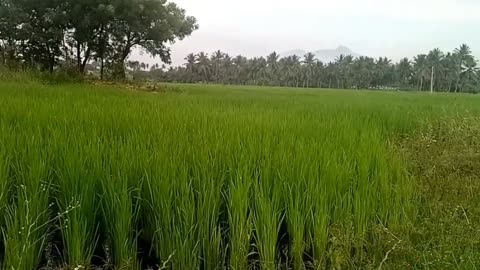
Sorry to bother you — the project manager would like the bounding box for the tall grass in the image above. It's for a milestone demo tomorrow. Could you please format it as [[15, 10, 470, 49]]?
[[0, 81, 479, 269]]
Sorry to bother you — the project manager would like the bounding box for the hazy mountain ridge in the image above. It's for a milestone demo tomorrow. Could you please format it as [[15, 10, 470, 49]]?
[[281, 46, 362, 63]]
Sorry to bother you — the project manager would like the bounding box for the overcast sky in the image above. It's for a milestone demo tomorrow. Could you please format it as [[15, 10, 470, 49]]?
[[133, 0, 480, 66]]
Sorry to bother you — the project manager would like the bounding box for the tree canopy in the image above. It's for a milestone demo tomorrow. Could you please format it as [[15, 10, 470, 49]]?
[[144, 45, 479, 93], [0, 0, 198, 78]]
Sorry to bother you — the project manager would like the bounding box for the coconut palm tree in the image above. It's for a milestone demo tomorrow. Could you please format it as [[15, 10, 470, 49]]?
[[211, 50, 224, 83], [335, 54, 354, 88], [303, 52, 316, 88], [426, 48, 444, 93], [439, 53, 458, 92], [413, 54, 428, 91], [290, 55, 302, 87], [196, 52, 210, 82], [396, 58, 412, 88], [232, 55, 248, 84], [148, 46, 479, 92], [377, 57, 395, 88], [222, 54, 233, 84], [454, 44, 474, 92], [247, 57, 267, 85], [266, 52, 280, 85], [184, 53, 197, 82], [458, 57, 479, 92], [352, 56, 374, 89], [279, 57, 295, 87], [313, 60, 325, 88]]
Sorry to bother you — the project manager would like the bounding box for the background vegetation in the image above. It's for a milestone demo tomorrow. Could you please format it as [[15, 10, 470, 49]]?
[[140, 45, 479, 93]]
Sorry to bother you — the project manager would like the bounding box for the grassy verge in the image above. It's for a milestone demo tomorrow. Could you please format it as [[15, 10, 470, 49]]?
[[396, 117, 480, 269]]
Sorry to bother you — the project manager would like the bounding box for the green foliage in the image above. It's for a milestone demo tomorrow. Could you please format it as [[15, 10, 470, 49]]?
[[150, 45, 479, 93], [0, 0, 198, 77]]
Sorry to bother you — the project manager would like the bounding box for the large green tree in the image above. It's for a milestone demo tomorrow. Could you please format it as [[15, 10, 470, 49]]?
[[0, 0, 198, 77], [109, 0, 198, 78]]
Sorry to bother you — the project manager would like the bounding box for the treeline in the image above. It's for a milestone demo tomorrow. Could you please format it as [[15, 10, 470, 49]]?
[[144, 45, 480, 93], [0, 0, 197, 79]]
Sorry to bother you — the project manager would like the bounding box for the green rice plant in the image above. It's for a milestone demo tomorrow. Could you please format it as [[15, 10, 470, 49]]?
[[0, 128, 10, 266], [144, 145, 200, 270], [306, 149, 339, 269], [253, 149, 284, 270], [2, 138, 52, 270], [101, 174, 140, 270], [287, 181, 310, 269], [142, 144, 177, 268], [92, 123, 143, 270], [308, 188, 329, 270], [227, 164, 253, 270], [1, 81, 478, 269], [253, 186, 283, 270], [171, 174, 200, 270], [191, 149, 225, 270], [285, 185, 307, 270], [53, 136, 100, 269], [0, 139, 8, 213]]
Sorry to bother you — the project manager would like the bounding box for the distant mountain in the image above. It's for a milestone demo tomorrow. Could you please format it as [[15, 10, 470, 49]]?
[[281, 46, 362, 63]]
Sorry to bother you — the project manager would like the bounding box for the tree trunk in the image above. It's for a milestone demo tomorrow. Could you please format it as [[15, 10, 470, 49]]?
[[430, 66, 434, 94], [45, 44, 54, 73], [113, 51, 132, 80], [49, 54, 55, 73], [113, 62, 126, 80], [455, 77, 461, 93], [76, 41, 81, 71], [100, 57, 104, 80], [80, 47, 91, 74], [0, 42, 5, 66]]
